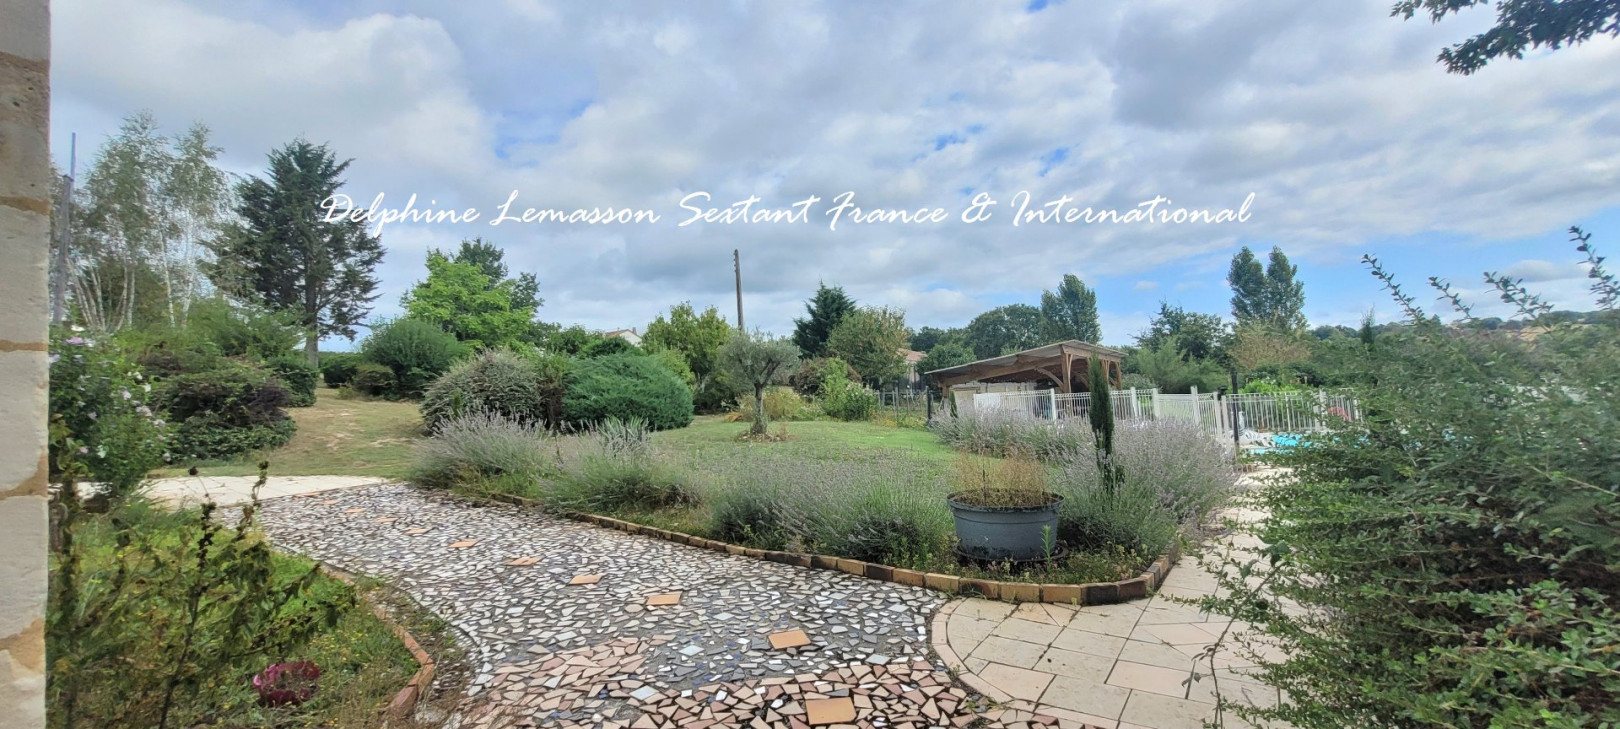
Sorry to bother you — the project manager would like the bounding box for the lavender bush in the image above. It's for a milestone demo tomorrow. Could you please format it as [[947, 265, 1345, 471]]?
[[409, 411, 556, 491], [1052, 419, 1236, 555], [928, 408, 1091, 460]]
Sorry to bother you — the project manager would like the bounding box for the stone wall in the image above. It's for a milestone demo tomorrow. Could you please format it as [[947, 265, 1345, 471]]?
[[0, 0, 51, 727]]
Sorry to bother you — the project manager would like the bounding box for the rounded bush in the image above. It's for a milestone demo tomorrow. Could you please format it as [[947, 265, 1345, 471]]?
[[360, 318, 466, 398], [562, 354, 694, 431], [789, 357, 860, 397], [156, 363, 296, 461], [420, 350, 548, 433], [349, 362, 397, 397], [265, 356, 318, 407], [319, 352, 362, 388]]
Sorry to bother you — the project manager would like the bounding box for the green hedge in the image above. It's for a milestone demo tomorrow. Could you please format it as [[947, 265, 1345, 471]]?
[[266, 356, 318, 407], [359, 319, 466, 399], [562, 354, 693, 431], [320, 352, 362, 388], [157, 363, 295, 461]]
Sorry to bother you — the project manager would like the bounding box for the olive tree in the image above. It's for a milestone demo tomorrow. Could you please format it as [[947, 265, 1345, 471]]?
[[718, 330, 801, 435]]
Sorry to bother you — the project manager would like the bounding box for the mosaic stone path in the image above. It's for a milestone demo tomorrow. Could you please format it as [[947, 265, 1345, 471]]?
[[255, 484, 1106, 728]]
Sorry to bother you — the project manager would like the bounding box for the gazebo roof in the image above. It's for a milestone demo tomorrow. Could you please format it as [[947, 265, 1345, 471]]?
[[925, 340, 1126, 392]]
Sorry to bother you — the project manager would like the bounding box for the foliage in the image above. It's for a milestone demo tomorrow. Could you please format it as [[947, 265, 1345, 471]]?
[[449, 237, 545, 344], [915, 342, 975, 382], [643, 302, 734, 411], [207, 140, 384, 363], [1087, 357, 1121, 496], [186, 299, 302, 360], [824, 305, 910, 385], [1118, 372, 1156, 391], [1136, 302, 1228, 362], [727, 386, 819, 423], [157, 363, 296, 460], [964, 303, 1044, 359], [819, 366, 879, 422], [948, 451, 1055, 508], [909, 326, 963, 352], [1393, 0, 1619, 74], [401, 249, 538, 351], [265, 355, 318, 407], [46, 465, 370, 729], [1229, 245, 1306, 331], [788, 357, 861, 397], [547, 419, 696, 512], [1052, 420, 1233, 556], [317, 352, 361, 388], [1040, 273, 1101, 343], [717, 331, 801, 435], [67, 114, 232, 333], [541, 325, 599, 356], [347, 362, 397, 399], [1202, 242, 1620, 728], [1124, 342, 1227, 394], [646, 347, 696, 389], [420, 349, 549, 433], [1228, 325, 1313, 372], [358, 318, 467, 399], [791, 282, 857, 357], [562, 353, 694, 431], [929, 408, 1092, 460], [409, 411, 556, 491], [48, 335, 170, 498], [581, 336, 640, 358]]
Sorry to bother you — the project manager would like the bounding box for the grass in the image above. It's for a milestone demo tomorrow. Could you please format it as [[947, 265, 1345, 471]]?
[[656, 415, 957, 464], [154, 388, 423, 479]]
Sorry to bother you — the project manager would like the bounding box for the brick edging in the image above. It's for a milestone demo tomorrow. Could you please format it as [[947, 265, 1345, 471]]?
[[457, 489, 1179, 606], [320, 565, 437, 723]]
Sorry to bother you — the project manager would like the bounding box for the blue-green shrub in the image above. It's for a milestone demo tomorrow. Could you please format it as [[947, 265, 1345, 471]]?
[[562, 354, 693, 431]]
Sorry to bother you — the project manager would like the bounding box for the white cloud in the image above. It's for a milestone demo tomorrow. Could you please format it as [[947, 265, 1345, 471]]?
[[50, 0, 1620, 338]]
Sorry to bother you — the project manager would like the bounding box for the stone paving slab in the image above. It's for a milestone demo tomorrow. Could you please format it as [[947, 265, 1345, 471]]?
[[251, 483, 1101, 728], [146, 474, 388, 506]]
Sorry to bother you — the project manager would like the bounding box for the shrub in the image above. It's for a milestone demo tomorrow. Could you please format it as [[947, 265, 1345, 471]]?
[[562, 353, 694, 431], [789, 357, 860, 397], [359, 318, 466, 398], [547, 420, 695, 512], [48, 335, 169, 497], [1201, 244, 1620, 728], [157, 363, 296, 461], [727, 386, 819, 423], [409, 411, 555, 492], [929, 407, 1091, 459], [266, 355, 319, 407], [1118, 372, 1156, 391], [319, 352, 362, 388], [820, 367, 878, 421], [186, 298, 303, 359], [420, 349, 548, 433], [348, 362, 397, 398], [581, 336, 639, 358]]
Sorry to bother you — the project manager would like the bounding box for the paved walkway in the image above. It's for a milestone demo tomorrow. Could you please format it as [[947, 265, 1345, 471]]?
[[934, 506, 1287, 729], [146, 474, 387, 506], [254, 484, 1091, 729]]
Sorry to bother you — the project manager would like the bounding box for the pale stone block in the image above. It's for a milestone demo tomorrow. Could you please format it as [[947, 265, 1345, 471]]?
[[0, 353, 46, 493]]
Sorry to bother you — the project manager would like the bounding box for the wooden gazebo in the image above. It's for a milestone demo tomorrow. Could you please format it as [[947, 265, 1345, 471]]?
[[925, 340, 1125, 393]]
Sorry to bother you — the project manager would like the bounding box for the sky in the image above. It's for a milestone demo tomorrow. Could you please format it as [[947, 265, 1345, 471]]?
[[48, 0, 1620, 348]]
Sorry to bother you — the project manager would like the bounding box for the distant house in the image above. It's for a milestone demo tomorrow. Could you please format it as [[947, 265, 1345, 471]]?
[[899, 348, 926, 386], [604, 328, 643, 347]]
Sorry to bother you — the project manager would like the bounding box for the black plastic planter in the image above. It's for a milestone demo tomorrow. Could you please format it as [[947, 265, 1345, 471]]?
[[947, 492, 1064, 563]]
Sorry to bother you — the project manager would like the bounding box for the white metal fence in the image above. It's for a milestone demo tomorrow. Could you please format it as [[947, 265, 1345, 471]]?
[[973, 387, 1360, 438]]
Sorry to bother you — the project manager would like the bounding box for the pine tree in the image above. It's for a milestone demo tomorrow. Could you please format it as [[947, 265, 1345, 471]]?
[[1040, 273, 1101, 343], [208, 140, 383, 365], [791, 282, 856, 357]]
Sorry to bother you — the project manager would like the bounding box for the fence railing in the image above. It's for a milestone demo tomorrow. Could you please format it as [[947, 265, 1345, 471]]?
[[972, 387, 1360, 439]]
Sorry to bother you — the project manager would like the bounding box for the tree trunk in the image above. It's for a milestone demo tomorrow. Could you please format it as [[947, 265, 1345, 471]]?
[[752, 384, 767, 435], [305, 325, 319, 367]]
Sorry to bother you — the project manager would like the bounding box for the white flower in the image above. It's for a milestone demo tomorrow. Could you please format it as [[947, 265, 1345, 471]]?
[[142, 383, 151, 393]]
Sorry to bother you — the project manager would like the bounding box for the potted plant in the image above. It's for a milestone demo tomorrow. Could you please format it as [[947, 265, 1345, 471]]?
[[947, 452, 1064, 562]]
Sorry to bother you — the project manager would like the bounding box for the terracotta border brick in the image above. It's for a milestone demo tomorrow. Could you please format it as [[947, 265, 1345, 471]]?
[[924, 572, 960, 593], [891, 568, 925, 587]]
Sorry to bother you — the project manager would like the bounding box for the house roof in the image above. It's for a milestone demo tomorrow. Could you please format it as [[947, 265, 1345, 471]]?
[[898, 348, 926, 363]]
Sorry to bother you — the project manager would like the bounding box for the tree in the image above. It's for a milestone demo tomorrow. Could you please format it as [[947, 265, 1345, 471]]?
[[910, 326, 963, 352], [643, 302, 734, 408], [1125, 342, 1227, 394], [1228, 247, 1268, 325], [1136, 302, 1227, 362], [1265, 247, 1307, 331], [916, 341, 974, 383], [1394, 0, 1620, 75], [74, 112, 171, 331], [208, 140, 383, 365], [1040, 274, 1101, 342], [791, 283, 856, 356], [964, 304, 1044, 359], [1229, 324, 1312, 372], [1229, 246, 1307, 331], [401, 250, 537, 350], [162, 123, 232, 326], [824, 306, 910, 386], [451, 237, 543, 314], [718, 331, 801, 436]]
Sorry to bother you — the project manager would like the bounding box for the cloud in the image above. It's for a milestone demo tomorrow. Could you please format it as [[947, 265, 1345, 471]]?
[[1133, 280, 1159, 291], [50, 0, 1620, 340]]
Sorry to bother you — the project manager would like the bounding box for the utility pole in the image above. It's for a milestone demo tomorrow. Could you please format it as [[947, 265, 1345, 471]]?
[[50, 132, 75, 326], [733, 249, 745, 332]]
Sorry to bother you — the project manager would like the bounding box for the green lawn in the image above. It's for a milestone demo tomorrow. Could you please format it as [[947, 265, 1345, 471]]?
[[657, 415, 955, 464], [155, 388, 423, 479]]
